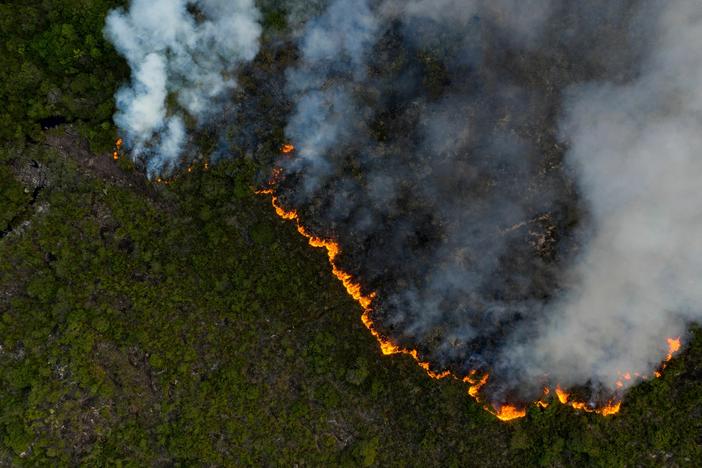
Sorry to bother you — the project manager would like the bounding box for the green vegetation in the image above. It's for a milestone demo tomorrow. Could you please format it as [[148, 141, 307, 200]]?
[[0, 1, 701, 466], [0, 0, 127, 149]]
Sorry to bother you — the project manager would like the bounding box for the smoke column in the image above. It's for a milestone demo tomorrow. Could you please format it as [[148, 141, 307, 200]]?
[[104, 0, 261, 176]]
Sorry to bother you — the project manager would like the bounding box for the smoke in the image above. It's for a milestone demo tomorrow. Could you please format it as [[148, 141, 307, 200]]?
[[105, 0, 261, 176], [104, 0, 702, 408], [284, 0, 380, 197], [515, 0, 702, 390], [273, 0, 702, 406]]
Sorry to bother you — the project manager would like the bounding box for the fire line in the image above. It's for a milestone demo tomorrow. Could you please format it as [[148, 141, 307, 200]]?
[[113, 136, 678, 420], [261, 144, 683, 422]]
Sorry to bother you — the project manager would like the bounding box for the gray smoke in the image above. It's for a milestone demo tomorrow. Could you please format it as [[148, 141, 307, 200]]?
[[104, 0, 702, 407], [105, 0, 261, 176], [514, 0, 702, 391], [284, 0, 379, 197], [277, 0, 702, 406]]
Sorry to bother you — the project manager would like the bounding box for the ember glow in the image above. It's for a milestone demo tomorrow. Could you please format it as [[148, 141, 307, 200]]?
[[257, 148, 686, 423]]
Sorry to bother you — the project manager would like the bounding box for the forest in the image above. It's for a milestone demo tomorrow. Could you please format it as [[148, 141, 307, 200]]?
[[1, 0, 701, 466]]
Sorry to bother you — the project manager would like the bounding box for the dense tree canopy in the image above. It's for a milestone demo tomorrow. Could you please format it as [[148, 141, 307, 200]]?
[[0, 0, 127, 148]]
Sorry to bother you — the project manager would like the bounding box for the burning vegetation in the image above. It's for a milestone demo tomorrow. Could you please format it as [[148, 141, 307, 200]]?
[[112, 138, 122, 161], [107, 0, 700, 427], [258, 151, 682, 421]]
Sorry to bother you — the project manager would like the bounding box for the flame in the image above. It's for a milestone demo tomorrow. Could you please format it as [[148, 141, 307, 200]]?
[[256, 144, 686, 423], [598, 401, 622, 416], [113, 138, 123, 160], [650, 336, 682, 379], [466, 373, 489, 398], [266, 194, 456, 380], [665, 337, 681, 362], [490, 404, 527, 421], [551, 385, 622, 416]]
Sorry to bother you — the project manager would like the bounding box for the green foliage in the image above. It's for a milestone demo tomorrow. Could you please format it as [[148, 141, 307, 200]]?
[[0, 0, 127, 149], [0, 166, 30, 231]]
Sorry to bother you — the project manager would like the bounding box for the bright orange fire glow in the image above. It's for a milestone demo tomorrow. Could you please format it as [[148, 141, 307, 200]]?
[[466, 373, 489, 398], [490, 404, 527, 421], [550, 385, 623, 416], [665, 337, 681, 362], [257, 145, 685, 422], [651, 336, 682, 379], [113, 138, 123, 160], [263, 191, 473, 388]]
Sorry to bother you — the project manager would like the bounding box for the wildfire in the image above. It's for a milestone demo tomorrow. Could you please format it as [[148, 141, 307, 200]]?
[[654, 336, 682, 378], [257, 144, 685, 422], [665, 337, 681, 362], [551, 385, 623, 416], [113, 137, 123, 160], [490, 405, 527, 422], [262, 193, 465, 379]]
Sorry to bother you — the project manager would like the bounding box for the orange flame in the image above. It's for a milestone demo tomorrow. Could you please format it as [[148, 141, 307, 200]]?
[[490, 404, 527, 421], [281, 143, 295, 154], [466, 373, 489, 398], [665, 337, 681, 362], [551, 384, 623, 416], [261, 188, 464, 385], [651, 336, 682, 379], [113, 138, 123, 160]]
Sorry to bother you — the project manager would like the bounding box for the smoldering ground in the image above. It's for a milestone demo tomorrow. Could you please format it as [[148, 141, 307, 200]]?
[[108, 0, 702, 409]]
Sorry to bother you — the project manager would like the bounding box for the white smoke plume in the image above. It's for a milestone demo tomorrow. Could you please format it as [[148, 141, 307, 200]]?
[[515, 0, 702, 391], [105, 0, 261, 176]]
